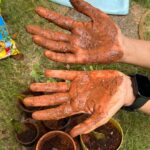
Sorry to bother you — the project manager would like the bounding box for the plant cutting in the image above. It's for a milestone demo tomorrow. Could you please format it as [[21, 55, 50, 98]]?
[[36, 131, 76, 150], [80, 119, 123, 150], [15, 119, 40, 146]]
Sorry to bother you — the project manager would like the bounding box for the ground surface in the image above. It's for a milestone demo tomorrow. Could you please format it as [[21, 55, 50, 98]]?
[[0, 0, 150, 150]]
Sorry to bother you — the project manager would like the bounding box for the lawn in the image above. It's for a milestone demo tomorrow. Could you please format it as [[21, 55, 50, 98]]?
[[0, 0, 150, 150]]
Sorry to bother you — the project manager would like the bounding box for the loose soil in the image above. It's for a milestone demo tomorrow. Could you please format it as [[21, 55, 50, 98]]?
[[39, 134, 74, 150], [82, 122, 122, 150]]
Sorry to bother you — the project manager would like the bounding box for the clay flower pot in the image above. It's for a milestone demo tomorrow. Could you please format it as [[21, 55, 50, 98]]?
[[80, 118, 123, 150], [36, 131, 76, 150], [15, 119, 40, 146], [42, 117, 71, 131]]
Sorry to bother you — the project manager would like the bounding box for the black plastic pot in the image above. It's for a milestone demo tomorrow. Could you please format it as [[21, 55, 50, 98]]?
[[15, 119, 40, 146], [42, 117, 71, 131]]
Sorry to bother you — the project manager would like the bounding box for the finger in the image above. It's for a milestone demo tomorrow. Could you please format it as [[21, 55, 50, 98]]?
[[23, 93, 70, 107], [36, 6, 78, 30], [45, 70, 83, 81], [45, 50, 77, 64], [30, 82, 69, 92], [32, 103, 75, 120], [70, 0, 106, 20], [70, 113, 109, 137], [26, 25, 71, 42], [33, 35, 73, 53]]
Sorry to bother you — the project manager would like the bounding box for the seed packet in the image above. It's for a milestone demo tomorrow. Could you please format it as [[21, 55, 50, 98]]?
[[0, 16, 21, 60]]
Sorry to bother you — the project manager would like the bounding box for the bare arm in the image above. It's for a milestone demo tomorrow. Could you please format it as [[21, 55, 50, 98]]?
[[120, 36, 150, 68], [125, 79, 150, 115], [139, 101, 150, 115]]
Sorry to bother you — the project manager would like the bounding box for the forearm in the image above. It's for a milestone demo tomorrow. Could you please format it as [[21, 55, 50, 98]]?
[[120, 36, 150, 68], [124, 76, 150, 115], [138, 100, 150, 115]]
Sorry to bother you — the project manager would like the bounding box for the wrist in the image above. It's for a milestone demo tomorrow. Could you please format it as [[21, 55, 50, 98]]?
[[123, 76, 136, 107], [118, 35, 150, 68], [118, 35, 133, 64]]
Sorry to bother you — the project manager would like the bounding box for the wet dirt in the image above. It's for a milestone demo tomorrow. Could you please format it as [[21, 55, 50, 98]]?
[[29, 0, 124, 64], [82, 121, 122, 150]]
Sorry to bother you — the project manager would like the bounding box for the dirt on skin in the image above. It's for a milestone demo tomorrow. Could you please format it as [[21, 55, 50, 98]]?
[[27, 0, 124, 64], [82, 122, 122, 150]]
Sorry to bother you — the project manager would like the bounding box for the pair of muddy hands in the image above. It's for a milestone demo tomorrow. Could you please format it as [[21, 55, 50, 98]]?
[[24, 0, 132, 137]]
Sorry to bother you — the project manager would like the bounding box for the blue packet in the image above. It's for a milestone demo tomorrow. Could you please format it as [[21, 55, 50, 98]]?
[[0, 16, 21, 59], [50, 0, 129, 15]]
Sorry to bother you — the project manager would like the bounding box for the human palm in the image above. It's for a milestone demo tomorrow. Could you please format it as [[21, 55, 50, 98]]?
[[23, 70, 132, 137], [26, 0, 123, 64]]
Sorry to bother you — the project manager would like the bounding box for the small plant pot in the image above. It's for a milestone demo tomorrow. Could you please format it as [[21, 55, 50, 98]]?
[[65, 114, 90, 133], [36, 131, 77, 150], [42, 117, 71, 131], [80, 118, 123, 150], [15, 119, 40, 146], [18, 100, 42, 114]]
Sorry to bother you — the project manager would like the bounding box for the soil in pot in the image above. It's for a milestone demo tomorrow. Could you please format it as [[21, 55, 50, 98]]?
[[82, 121, 122, 150], [43, 117, 70, 131], [16, 122, 38, 146], [37, 132, 75, 150]]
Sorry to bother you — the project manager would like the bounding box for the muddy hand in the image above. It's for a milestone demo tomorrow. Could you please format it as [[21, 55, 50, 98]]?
[[23, 70, 134, 137], [26, 0, 124, 64]]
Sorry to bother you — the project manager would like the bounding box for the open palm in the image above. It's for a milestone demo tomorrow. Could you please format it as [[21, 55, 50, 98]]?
[[23, 70, 132, 137], [27, 0, 123, 64]]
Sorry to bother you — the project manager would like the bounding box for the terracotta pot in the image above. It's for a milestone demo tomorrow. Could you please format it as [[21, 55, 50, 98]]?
[[15, 119, 40, 146], [42, 117, 71, 131], [36, 131, 76, 150], [80, 118, 123, 150]]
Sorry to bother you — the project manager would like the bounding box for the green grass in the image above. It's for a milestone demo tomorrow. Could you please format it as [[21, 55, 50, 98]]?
[[133, 0, 150, 8], [0, 0, 150, 150]]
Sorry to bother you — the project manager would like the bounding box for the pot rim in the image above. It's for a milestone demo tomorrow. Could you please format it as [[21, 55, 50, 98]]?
[[80, 118, 123, 150], [36, 130, 76, 150], [15, 119, 40, 145]]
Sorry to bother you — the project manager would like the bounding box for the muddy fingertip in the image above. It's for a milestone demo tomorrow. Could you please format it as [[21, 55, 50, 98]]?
[[26, 25, 32, 32], [32, 35, 40, 41], [32, 111, 40, 120], [23, 97, 31, 107], [35, 6, 44, 13], [70, 129, 78, 138], [44, 50, 50, 57], [29, 83, 37, 91]]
